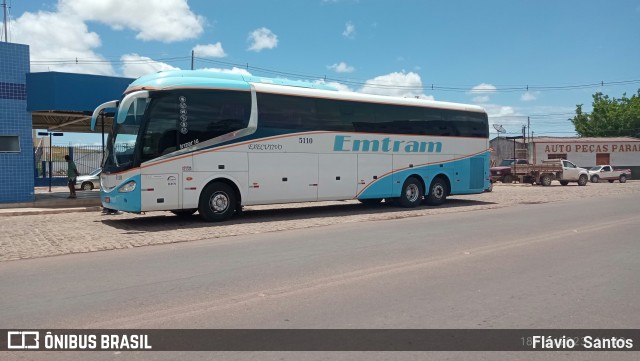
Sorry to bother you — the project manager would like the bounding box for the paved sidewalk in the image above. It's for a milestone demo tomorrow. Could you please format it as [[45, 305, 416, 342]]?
[[0, 187, 101, 216]]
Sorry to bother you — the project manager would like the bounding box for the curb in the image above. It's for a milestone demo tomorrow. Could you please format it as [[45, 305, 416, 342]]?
[[0, 206, 103, 217]]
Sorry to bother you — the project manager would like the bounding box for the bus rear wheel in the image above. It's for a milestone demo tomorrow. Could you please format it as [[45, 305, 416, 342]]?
[[199, 182, 237, 222], [424, 177, 448, 206]]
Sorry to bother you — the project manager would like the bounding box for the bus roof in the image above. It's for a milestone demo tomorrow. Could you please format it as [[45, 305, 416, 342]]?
[[126, 70, 486, 114], [127, 70, 337, 92]]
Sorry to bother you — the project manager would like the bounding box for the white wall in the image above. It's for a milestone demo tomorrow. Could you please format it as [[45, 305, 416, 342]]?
[[533, 141, 640, 167]]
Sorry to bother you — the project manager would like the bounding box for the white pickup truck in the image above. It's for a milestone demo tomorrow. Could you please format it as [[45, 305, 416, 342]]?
[[588, 165, 631, 183], [512, 159, 590, 186]]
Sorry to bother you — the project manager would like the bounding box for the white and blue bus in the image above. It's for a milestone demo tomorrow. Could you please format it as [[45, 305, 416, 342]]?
[[91, 70, 490, 221]]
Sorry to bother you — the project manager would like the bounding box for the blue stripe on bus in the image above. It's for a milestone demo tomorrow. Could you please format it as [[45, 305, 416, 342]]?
[[358, 153, 490, 199]]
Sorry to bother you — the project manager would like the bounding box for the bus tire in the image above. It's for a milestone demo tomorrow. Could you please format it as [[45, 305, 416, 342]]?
[[199, 182, 237, 222], [424, 177, 448, 206], [398, 177, 423, 208]]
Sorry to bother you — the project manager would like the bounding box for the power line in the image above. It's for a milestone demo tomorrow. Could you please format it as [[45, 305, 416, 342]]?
[[29, 54, 640, 93], [30, 56, 191, 65]]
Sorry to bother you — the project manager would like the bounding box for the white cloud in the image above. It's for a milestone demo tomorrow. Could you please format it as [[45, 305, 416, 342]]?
[[200, 67, 252, 76], [10, 11, 115, 75], [343, 21, 356, 38], [8, 0, 206, 75], [59, 0, 204, 42], [485, 106, 523, 135], [469, 83, 497, 103], [247, 27, 278, 52], [520, 91, 539, 102], [328, 62, 355, 73], [120, 53, 179, 78], [470, 83, 497, 93], [472, 95, 490, 104], [484, 104, 518, 118], [313, 79, 354, 92], [193, 43, 227, 58], [358, 71, 434, 100]]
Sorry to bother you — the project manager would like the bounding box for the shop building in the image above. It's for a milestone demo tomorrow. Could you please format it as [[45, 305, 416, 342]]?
[[490, 136, 640, 179]]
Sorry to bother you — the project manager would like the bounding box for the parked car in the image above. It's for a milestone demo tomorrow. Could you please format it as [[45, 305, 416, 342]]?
[[588, 165, 631, 183], [490, 158, 529, 183], [77, 168, 101, 190], [514, 159, 589, 186]]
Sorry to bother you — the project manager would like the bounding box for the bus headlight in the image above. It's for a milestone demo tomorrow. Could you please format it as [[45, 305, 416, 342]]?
[[118, 180, 137, 193]]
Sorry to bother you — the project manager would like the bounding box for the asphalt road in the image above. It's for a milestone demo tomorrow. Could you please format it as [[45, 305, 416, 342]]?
[[1, 194, 639, 360]]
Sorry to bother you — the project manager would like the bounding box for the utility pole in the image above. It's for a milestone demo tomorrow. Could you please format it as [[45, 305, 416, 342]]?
[[2, 0, 8, 43], [191, 50, 194, 70], [522, 125, 527, 160]]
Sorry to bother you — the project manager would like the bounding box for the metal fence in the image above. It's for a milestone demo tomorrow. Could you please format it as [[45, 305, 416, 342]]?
[[34, 145, 104, 186]]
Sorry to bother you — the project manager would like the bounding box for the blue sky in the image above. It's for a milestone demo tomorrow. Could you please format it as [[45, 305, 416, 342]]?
[[4, 0, 640, 144]]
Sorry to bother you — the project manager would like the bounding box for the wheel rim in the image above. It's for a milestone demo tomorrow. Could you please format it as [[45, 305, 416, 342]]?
[[405, 184, 420, 202], [432, 184, 444, 200], [82, 183, 91, 190], [209, 192, 230, 213]]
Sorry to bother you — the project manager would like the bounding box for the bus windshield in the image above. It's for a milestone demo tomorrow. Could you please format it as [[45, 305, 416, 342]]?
[[104, 95, 150, 171], [103, 89, 252, 172]]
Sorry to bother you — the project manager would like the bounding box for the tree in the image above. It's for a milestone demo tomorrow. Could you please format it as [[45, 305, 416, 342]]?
[[571, 90, 640, 137]]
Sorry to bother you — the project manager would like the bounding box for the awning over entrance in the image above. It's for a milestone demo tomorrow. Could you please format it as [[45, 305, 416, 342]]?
[[26, 72, 134, 132]]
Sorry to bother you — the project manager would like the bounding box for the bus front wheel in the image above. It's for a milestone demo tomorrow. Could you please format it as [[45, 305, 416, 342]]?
[[199, 182, 237, 222], [398, 177, 423, 208]]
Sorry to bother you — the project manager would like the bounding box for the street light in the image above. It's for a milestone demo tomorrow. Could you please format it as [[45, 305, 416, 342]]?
[[37, 131, 64, 192]]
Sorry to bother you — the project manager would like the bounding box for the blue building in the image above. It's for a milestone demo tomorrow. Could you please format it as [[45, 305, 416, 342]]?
[[0, 41, 133, 204], [0, 42, 33, 203]]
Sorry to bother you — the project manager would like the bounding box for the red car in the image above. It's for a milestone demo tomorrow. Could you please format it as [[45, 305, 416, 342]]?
[[490, 159, 528, 183]]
